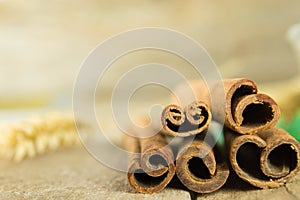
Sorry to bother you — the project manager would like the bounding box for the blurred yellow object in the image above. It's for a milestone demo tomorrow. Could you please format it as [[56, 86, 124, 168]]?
[[0, 112, 85, 162], [261, 76, 300, 119], [260, 23, 300, 118]]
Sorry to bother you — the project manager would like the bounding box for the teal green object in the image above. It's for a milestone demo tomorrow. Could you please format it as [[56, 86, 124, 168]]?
[[278, 109, 300, 142], [286, 110, 300, 142]]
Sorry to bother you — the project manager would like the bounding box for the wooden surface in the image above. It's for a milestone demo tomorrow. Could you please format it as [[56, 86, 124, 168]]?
[[0, 145, 299, 200]]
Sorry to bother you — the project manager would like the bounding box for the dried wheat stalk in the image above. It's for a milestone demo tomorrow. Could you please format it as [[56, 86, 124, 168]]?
[[0, 112, 83, 162]]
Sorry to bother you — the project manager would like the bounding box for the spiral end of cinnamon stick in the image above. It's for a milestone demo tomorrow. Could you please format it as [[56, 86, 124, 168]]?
[[140, 146, 174, 177], [176, 140, 229, 193], [125, 134, 176, 194], [226, 128, 300, 189], [127, 160, 176, 194], [161, 101, 211, 137], [224, 78, 280, 134]]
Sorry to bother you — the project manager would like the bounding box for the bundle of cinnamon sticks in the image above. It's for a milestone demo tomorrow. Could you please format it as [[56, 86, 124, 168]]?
[[124, 78, 300, 194]]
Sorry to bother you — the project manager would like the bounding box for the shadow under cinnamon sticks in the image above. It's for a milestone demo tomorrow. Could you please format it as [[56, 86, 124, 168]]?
[[224, 127, 300, 188]]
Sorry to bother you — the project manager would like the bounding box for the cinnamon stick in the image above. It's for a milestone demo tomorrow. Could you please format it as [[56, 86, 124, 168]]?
[[171, 78, 280, 134], [161, 80, 213, 137], [225, 127, 300, 188], [161, 101, 211, 137], [124, 132, 175, 193], [175, 137, 229, 193], [213, 78, 280, 134]]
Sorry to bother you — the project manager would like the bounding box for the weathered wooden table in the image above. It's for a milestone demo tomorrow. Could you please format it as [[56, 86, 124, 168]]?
[[0, 145, 298, 200]]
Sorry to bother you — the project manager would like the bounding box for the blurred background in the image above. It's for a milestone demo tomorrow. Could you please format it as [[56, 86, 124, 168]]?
[[1, 0, 300, 118], [1, 1, 300, 197]]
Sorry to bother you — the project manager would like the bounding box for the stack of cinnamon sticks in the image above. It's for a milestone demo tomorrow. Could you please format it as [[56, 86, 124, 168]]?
[[124, 78, 300, 194]]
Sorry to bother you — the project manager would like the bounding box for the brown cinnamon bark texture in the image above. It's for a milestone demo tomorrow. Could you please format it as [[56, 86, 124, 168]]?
[[124, 132, 175, 194], [225, 127, 300, 188], [212, 78, 280, 134], [175, 138, 229, 193], [170, 78, 280, 134], [161, 101, 211, 137]]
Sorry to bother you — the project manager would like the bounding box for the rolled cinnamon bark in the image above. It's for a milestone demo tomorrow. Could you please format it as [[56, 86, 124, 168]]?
[[161, 101, 212, 137], [175, 137, 229, 193], [161, 80, 212, 137], [124, 132, 175, 193], [225, 127, 300, 188], [171, 78, 280, 134], [213, 78, 280, 134]]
